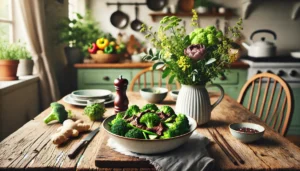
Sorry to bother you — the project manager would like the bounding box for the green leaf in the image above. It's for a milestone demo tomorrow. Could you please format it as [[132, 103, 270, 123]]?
[[76, 13, 83, 19], [149, 49, 153, 56], [152, 62, 164, 70], [205, 58, 216, 65], [162, 67, 171, 78], [151, 56, 159, 61], [168, 75, 176, 84]]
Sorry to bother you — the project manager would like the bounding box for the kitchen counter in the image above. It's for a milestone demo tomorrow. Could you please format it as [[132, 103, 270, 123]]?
[[74, 60, 249, 69]]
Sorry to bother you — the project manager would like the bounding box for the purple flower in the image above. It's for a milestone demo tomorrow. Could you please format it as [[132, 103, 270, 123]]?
[[184, 44, 206, 61]]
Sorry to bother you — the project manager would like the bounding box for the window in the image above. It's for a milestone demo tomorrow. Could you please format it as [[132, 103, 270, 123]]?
[[0, 0, 14, 42]]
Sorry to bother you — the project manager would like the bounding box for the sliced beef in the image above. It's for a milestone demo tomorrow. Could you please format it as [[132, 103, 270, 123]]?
[[146, 122, 165, 136]]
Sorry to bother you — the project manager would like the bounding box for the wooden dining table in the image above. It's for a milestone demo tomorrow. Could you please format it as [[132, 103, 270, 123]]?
[[0, 92, 300, 171]]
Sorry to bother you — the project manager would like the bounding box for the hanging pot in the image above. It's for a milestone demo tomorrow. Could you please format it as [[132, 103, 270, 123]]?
[[110, 3, 129, 29], [146, 0, 167, 11], [242, 29, 277, 58], [131, 5, 144, 32], [176, 84, 224, 125]]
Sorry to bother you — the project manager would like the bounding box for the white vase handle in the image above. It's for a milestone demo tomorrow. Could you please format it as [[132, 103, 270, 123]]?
[[206, 84, 224, 110]]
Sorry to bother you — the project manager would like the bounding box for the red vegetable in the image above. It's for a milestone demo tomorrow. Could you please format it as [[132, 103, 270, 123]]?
[[88, 43, 98, 54]]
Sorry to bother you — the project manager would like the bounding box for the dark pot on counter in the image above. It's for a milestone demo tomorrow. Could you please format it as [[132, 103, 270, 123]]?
[[64, 47, 84, 65]]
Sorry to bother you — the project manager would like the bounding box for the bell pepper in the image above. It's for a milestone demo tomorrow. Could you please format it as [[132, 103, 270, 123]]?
[[104, 45, 114, 54], [115, 46, 122, 54], [88, 43, 98, 54], [96, 38, 109, 50], [109, 41, 116, 46], [96, 50, 104, 54]]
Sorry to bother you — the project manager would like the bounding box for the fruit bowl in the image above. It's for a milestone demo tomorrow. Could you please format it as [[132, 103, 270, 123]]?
[[102, 114, 197, 154], [90, 53, 123, 63]]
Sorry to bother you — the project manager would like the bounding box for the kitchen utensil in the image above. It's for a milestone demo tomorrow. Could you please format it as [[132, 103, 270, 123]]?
[[214, 129, 245, 164], [242, 29, 277, 58], [71, 89, 112, 100], [291, 51, 300, 58], [130, 5, 144, 31], [68, 127, 100, 159], [102, 114, 197, 154], [229, 122, 265, 143], [207, 129, 238, 165], [140, 87, 168, 103], [63, 94, 115, 107], [146, 0, 167, 11], [110, 3, 129, 29]]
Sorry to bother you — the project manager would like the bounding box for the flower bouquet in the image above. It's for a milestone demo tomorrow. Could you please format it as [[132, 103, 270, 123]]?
[[141, 10, 242, 85], [141, 10, 243, 125]]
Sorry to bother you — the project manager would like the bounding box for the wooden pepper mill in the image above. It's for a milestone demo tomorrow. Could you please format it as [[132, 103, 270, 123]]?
[[114, 75, 129, 114]]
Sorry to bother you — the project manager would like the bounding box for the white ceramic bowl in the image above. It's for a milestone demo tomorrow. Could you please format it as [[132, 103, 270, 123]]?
[[290, 52, 300, 58], [229, 122, 265, 143], [140, 87, 168, 103], [170, 90, 179, 101], [102, 114, 197, 154], [71, 89, 112, 100]]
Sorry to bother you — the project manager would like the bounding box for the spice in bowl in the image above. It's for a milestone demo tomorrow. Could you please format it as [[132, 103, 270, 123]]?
[[236, 127, 259, 134], [229, 122, 265, 143]]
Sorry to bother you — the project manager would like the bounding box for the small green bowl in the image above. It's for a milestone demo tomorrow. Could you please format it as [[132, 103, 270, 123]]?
[[229, 122, 265, 143]]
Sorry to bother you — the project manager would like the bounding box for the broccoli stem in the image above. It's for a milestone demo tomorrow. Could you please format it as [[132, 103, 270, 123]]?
[[43, 114, 58, 124], [128, 124, 157, 135]]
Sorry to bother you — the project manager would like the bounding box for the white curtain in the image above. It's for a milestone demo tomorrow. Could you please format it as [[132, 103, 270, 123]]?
[[18, 0, 60, 109]]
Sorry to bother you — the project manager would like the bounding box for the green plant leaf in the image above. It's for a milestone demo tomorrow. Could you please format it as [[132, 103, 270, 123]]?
[[162, 67, 171, 78], [149, 49, 153, 56], [205, 58, 216, 65], [168, 74, 175, 84], [152, 62, 164, 70]]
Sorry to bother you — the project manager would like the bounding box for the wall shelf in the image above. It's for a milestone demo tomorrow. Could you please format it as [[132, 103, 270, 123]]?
[[149, 11, 234, 22]]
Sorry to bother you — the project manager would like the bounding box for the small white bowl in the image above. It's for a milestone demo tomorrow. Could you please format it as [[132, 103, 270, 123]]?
[[102, 114, 197, 154], [140, 87, 168, 103], [290, 52, 300, 58], [170, 90, 179, 101], [229, 122, 265, 143]]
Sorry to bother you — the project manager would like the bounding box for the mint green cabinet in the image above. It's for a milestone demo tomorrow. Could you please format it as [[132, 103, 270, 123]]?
[[77, 68, 248, 100]]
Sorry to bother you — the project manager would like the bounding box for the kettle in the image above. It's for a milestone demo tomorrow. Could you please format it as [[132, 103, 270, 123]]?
[[242, 29, 277, 58]]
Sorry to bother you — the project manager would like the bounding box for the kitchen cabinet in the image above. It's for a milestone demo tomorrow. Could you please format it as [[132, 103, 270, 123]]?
[[75, 61, 249, 100]]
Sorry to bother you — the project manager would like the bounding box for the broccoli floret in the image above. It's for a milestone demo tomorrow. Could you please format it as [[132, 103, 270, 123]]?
[[111, 112, 125, 125], [125, 105, 140, 117], [125, 128, 144, 139], [110, 119, 130, 136], [141, 103, 158, 112], [159, 106, 175, 116], [84, 103, 106, 121], [43, 102, 71, 124], [140, 113, 160, 128], [164, 115, 176, 123], [174, 114, 190, 134], [161, 114, 190, 139]]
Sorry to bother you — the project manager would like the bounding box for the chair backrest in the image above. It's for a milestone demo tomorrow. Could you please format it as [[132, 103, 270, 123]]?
[[237, 72, 293, 136], [129, 67, 181, 92]]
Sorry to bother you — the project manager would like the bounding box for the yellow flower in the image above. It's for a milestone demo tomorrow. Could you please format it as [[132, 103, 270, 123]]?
[[164, 51, 172, 59], [177, 56, 190, 71]]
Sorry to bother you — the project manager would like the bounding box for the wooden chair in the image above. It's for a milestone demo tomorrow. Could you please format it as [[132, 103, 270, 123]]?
[[129, 67, 181, 92], [237, 73, 293, 136]]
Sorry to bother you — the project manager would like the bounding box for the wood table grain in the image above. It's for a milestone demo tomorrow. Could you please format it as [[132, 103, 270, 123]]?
[[0, 92, 299, 171]]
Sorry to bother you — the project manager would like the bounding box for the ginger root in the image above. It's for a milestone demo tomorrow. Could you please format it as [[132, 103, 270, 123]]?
[[51, 119, 90, 145]]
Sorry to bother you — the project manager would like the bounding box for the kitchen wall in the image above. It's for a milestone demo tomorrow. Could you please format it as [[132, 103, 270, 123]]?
[[89, 0, 300, 56]]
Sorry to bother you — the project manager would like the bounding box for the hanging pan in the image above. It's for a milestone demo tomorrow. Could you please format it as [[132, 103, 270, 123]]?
[[146, 0, 167, 11], [131, 5, 144, 31], [110, 3, 129, 29]]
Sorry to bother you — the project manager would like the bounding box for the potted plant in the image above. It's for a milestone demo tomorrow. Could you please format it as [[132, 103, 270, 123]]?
[[57, 11, 104, 64], [0, 41, 29, 80], [16, 46, 33, 76]]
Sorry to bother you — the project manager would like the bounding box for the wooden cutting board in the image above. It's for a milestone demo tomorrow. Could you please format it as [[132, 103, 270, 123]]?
[[95, 132, 155, 169]]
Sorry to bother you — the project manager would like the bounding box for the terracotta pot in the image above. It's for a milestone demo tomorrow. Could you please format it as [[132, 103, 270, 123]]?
[[0, 60, 20, 81], [178, 0, 194, 12]]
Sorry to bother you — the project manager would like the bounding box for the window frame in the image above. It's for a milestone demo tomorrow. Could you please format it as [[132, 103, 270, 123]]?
[[0, 0, 15, 42]]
